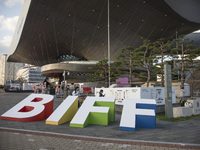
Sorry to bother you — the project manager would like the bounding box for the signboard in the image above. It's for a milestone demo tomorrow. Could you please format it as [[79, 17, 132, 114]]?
[[164, 64, 173, 118]]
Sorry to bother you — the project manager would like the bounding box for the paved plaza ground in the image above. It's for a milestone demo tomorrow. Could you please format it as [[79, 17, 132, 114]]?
[[0, 92, 200, 150]]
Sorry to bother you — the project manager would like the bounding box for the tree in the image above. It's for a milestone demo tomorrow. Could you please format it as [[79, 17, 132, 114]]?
[[16, 77, 27, 84], [171, 35, 199, 90], [116, 46, 136, 84], [153, 38, 174, 87], [185, 61, 200, 97], [134, 40, 156, 87], [87, 59, 122, 87]]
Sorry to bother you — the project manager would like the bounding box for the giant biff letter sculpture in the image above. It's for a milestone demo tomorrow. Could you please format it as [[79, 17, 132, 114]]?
[[1, 94, 54, 121], [70, 96, 115, 128], [1, 94, 156, 132], [46, 96, 78, 125], [120, 98, 156, 131]]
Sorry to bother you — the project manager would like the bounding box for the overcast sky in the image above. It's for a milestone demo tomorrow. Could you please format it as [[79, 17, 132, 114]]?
[[0, 0, 23, 59]]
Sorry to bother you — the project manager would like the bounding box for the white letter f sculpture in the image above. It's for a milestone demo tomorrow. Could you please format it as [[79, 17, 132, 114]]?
[[120, 98, 156, 131]]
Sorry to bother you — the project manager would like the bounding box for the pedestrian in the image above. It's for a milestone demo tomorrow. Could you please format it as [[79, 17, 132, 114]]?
[[99, 89, 105, 97], [72, 87, 80, 96], [72, 87, 81, 107]]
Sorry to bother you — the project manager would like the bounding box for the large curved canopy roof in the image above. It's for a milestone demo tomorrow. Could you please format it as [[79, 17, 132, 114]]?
[[41, 61, 97, 76], [8, 0, 200, 66]]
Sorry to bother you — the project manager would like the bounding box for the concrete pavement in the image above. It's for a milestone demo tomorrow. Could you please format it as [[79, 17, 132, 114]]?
[[0, 92, 200, 150]]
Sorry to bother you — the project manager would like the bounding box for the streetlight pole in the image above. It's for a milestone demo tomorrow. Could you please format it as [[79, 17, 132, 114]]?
[[63, 70, 66, 98], [108, 0, 111, 87]]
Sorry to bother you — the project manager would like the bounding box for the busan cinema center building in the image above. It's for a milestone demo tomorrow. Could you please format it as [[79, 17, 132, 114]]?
[[7, 0, 200, 76]]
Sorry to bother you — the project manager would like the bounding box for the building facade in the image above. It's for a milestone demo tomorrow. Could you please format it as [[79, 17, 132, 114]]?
[[0, 55, 6, 85], [1, 55, 16, 85], [0, 54, 25, 85], [22, 67, 45, 83]]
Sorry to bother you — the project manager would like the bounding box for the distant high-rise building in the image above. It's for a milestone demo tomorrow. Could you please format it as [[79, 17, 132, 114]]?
[[0, 54, 7, 85], [0, 54, 24, 85]]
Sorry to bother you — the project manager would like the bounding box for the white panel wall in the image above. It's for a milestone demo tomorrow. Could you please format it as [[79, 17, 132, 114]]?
[[95, 87, 176, 106]]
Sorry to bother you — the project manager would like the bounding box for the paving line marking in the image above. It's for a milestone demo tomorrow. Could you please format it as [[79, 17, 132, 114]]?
[[13, 132, 20, 135], [28, 138, 35, 142], [118, 144, 131, 148], [74, 140, 82, 142], [101, 143, 114, 147], [26, 134, 32, 136]]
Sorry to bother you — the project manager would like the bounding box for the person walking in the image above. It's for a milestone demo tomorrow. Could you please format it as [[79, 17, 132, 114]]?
[[72, 87, 80, 96]]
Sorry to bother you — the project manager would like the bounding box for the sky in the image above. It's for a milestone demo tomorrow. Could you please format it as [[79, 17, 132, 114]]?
[[0, 0, 24, 59]]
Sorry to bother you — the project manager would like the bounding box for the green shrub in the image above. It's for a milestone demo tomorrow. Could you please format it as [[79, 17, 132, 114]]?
[[0, 85, 4, 89]]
